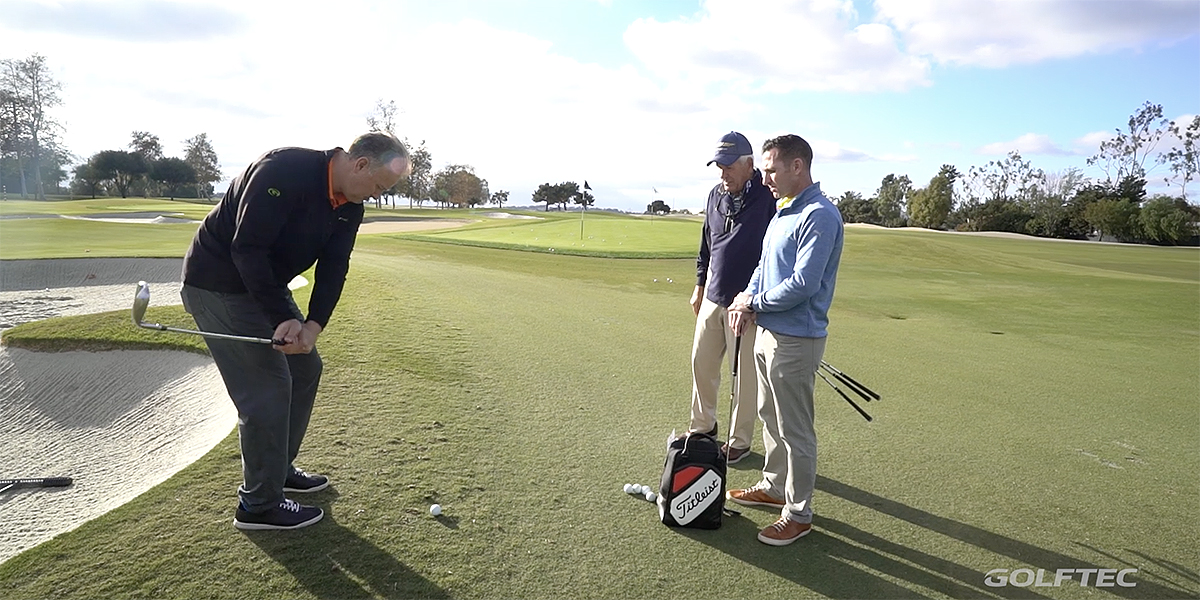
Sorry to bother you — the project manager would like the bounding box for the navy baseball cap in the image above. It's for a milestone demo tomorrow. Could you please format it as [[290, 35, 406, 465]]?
[[707, 131, 753, 166]]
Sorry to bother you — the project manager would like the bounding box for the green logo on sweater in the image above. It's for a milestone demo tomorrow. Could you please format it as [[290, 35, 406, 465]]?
[[268, 188, 281, 197]]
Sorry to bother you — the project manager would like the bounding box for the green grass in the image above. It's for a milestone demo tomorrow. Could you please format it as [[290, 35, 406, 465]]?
[[399, 210, 703, 257], [1, 206, 1198, 599]]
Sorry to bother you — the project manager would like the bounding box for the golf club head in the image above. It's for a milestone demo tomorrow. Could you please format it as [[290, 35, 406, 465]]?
[[132, 281, 150, 326]]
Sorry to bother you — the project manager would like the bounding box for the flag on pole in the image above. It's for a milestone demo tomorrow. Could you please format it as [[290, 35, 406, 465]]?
[[584, 180, 592, 190], [653, 187, 659, 194]]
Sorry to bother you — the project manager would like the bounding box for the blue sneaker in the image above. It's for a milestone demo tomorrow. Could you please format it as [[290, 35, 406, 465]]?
[[234, 499, 323, 530], [283, 468, 329, 493]]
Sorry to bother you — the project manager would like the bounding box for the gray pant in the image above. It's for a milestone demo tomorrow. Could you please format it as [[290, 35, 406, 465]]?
[[181, 285, 322, 512], [689, 297, 758, 450], [755, 328, 826, 523]]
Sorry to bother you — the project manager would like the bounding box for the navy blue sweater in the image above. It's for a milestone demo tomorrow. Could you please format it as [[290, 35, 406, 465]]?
[[182, 147, 362, 328], [695, 169, 776, 307]]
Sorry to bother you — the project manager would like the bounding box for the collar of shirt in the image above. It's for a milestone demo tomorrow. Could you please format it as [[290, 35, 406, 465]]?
[[775, 182, 822, 212], [327, 151, 349, 209]]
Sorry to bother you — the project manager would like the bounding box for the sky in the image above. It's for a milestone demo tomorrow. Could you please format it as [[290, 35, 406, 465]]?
[[1, 0, 1198, 212]]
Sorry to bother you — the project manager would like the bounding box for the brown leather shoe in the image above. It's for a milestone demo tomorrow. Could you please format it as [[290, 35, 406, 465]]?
[[757, 517, 812, 546], [727, 485, 785, 508], [721, 444, 750, 464]]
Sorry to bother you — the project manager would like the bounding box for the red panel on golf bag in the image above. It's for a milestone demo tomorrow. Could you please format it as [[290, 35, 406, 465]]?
[[657, 433, 726, 529]]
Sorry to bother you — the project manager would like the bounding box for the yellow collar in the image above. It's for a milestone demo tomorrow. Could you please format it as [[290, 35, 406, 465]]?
[[776, 196, 795, 211]]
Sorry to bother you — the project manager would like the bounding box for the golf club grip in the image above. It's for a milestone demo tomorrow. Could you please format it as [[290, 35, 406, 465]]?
[[822, 361, 881, 400], [818, 372, 873, 422], [0, 477, 72, 487], [820, 365, 874, 402]]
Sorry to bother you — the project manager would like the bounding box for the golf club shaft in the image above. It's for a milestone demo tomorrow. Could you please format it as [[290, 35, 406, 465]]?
[[817, 371, 873, 422], [819, 364, 874, 402], [0, 477, 73, 488], [821, 361, 880, 400], [137, 322, 281, 345]]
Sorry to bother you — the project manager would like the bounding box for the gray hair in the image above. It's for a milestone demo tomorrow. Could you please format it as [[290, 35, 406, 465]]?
[[348, 132, 409, 169]]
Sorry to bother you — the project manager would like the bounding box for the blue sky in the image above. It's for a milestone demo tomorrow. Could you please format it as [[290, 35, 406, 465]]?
[[1, 0, 1197, 211]]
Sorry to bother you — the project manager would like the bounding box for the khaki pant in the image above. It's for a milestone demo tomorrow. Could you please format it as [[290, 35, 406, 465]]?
[[689, 297, 758, 450], [755, 328, 825, 522]]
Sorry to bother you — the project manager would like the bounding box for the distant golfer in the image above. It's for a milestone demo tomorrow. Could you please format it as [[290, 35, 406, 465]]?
[[727, 134, 843, 546], [181, 132, 411, 530], [687, 131, 775, 464]]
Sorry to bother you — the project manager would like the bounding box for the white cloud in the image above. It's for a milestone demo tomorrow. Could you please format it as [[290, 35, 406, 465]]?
[[875, 0, 1200, 68], [978, 133, 1073, 156], [623, 0, 930, 93], [1075, 131, 1112, 153]]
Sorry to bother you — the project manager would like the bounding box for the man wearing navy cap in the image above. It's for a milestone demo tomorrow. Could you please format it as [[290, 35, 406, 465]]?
[[686, 132, 775, 463]]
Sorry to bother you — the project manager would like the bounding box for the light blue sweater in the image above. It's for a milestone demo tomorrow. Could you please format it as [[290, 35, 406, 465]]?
[[746, 182, 843, 338]]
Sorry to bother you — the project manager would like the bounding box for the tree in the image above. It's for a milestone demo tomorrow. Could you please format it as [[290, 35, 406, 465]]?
[[431, 164, 485, 208], [366, 98, 398, 135], [183, 133, 222, 199], [872, 174, 911, 227], [128, 131, 164, 196], [149, 157, 197, 200], [1138, 195, 1198, 245], [0, 54, 63, 199], [490, 190, 509, 208], [394, 139, 432, 207], [1084, 198, 1140, 242], [1160, 115, 1199, 197], [531, 182, 578, 212], [1088, 101, 1169, 183], [71, 160, 104, 198], [908, 165, 958, 229], [646, 199, 671, 214], [1025, 168, 1087, 238], [92, 150, 147, 198], [129, 131, 164, 162], [834, 191, 877, 224], [573, 189, 594, 209]]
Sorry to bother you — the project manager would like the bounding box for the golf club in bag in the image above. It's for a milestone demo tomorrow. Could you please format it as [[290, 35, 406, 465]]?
[[131, 281, 284, 345], [0, 477, 73, 494]]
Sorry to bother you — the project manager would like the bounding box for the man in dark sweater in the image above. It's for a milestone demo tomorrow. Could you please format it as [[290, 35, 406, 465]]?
[[181, 132, 410, 530], [687, 132, 775, 462]]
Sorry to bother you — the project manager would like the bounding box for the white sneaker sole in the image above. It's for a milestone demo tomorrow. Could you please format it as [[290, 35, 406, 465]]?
[[757, 525, 811, 546], [233, 511, 324, 530], [283, 480, 330, 493]]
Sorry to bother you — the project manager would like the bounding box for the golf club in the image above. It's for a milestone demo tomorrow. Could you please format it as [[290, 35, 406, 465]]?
[[132, 281, 284, 345], [0, 477, 73, 494], [819, 364, 874, 403], [724, 335, 741, 467], [820, 361, 880, 401], [817, 370, 873, 422]]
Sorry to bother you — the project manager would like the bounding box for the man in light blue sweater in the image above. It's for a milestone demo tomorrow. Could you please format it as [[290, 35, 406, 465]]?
[[726, 134, 843, 546]]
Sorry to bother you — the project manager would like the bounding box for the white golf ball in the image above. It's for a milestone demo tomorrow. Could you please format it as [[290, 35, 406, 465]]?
[[653, 279, 658, 282], [429, 503, 442, 516], [632, 484, 643, 494], [645, 491, 657, 502], [623, 483, 633, 493]]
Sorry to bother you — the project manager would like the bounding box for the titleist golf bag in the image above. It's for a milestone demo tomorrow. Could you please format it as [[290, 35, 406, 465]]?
[[657, 432, 727, 529]]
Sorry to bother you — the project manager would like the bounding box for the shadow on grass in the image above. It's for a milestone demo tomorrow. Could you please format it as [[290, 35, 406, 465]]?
[[676, 476, 1196, 599], [243, 514, 448, 600]]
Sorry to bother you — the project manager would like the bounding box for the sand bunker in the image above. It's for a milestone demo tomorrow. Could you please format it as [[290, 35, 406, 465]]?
[[0, 258, 235, 564], [358, 217, 471, 234]]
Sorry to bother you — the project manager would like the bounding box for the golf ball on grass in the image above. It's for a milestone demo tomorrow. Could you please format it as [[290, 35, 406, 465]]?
[[645, 491, 657, 502], [623, 483, 634, 493], [430, 504, 442, 516]]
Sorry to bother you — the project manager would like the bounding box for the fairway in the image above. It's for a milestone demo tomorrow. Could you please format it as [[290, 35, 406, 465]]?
[[1, 204, 1197, 599]]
